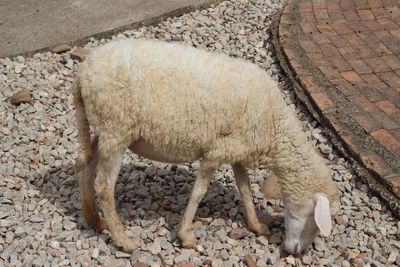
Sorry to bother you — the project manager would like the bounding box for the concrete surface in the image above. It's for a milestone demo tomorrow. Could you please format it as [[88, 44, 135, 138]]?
[[0, 0, 220, 58]]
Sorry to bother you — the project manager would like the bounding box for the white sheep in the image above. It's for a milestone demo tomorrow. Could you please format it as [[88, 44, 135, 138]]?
[[72, 38, 340, 255]]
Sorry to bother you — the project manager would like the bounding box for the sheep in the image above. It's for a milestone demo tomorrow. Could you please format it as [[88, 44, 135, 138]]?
[[72, 38, 340, 255]]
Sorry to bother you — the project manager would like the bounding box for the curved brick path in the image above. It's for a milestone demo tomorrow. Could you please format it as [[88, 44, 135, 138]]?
[[273, 0, 400, 215]]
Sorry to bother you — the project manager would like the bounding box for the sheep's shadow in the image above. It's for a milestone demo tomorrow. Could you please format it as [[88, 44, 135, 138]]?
[[37, 158, 284, 244]]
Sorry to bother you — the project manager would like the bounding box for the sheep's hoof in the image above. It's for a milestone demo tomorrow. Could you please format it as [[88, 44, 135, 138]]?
[[251, 222, 270, 236], [114, 236, 138, 253], [94, 218, 108, 232], [178, 230, 197, 248]]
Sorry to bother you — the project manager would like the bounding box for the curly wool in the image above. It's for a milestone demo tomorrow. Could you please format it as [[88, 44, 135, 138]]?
[[74, 38, 338, 204]]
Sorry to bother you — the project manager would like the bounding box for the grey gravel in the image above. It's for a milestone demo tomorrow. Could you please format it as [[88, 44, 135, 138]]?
[[1, 0, 399, 266]]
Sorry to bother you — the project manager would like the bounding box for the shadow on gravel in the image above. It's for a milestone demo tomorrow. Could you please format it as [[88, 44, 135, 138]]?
[[36, 161, 283, 243]]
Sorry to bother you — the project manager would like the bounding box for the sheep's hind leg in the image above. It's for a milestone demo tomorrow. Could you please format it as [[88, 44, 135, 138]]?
[[78, 137, 107, 231], [232, 163, 270, 236], [94, 142, 137, 252], [177, 160, 216, 248]]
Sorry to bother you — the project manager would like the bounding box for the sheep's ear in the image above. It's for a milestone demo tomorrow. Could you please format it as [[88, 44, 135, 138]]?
[[261, 173, 282, 199], [314, 193, 332, 237]]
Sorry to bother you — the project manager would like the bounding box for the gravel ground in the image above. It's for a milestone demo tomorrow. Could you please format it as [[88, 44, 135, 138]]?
[[1, 0, 400, 266]]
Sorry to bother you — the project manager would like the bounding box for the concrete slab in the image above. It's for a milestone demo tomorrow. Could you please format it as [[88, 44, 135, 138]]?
[[0, 0, 220, 58]]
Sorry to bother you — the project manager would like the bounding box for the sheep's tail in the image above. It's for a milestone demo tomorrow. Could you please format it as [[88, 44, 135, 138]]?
[[72, 78, 93, 172]]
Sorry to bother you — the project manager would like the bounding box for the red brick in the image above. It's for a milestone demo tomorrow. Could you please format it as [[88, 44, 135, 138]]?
[[331, 22, 354, 35], [368, 42, 393, 56], [338, 47, 362, 59], [371, 108, 399, 130], [347, 20, 368, 32], [350, 112, 382, 132], [358, 46, 377, 58], [320, 44, 341, 58], [327, 1, 340, 13], [368, 0, 383, 8], [342, 33, 367, 47], [357, 9, 376, 20], [354, 0, 369, 10], [328, 35, 351, 48], [380, 55, 400, 70], [329, 12, 346, 22], [378, 72, 400, 88], [300, 11, 317, 22], [319, 65, 342, 79], [348, 59, 373, 74], [377, 18, 399, 29], [371, 129, 400, 157], [299, 75, 316, 89], [311, 33, 332, 44], [379, 86, 400, 107], [364, 57, 391, 72], [307, 52, 330, 66], [300, 22, 319, 34], [316, 24, 338, 37], [314, 9, 330, 22], [371, 7, 390, 18], [362, 20, 385, 31], [313, 1, 327, 10], [374, 30, 400, 54], [360, 73, 387, 88], [387, 176, 400, 197], [299, 2, 313, 13], [331, 79, 359, 96], [347, 94, 376, 112], [389, 29, 400, 42], [375, 99, 398, 115], [341, 0, 355, 11], [392, 128, 400, 140], [354, 84, 385, 101], [341, 71, 365, 84], [357, 31, 380, 44], [343, 10, 361, 21], [299, 39, 320, 53]]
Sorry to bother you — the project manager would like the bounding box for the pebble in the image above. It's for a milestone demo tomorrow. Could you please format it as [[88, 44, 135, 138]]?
[[0, 0, 398, 266], [10, 90, 31, 104], [51, 44, 72, 53]]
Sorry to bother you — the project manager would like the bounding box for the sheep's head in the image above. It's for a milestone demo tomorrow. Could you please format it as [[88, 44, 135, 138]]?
[[283, 193, 334, 256], [261, 176, 339, 256]]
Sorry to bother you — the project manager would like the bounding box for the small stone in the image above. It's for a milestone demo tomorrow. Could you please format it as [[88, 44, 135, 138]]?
[[52, 44, 72, 53], [91, 248, 100, 259], [180, 262, 196, 267], [256, 236, 269, 246], [285, 255, 296, 265], [228, 227, 248, 240], [14, 226, 25, 237], [211, 259, 223, 267], [318, 144, 332, 155], [301, 255, 313, 265], [11, 90, 31, 105], [14, 63, 23, 74], [115, 251, 131, 258], [387, 251, 398, 264], [70, 48, 90, 62], [341, 260, 351, 267], [32, 252, 46, 267], [49, 240, 60, 249]]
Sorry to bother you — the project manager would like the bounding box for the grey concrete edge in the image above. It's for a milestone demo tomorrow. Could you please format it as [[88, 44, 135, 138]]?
[[3, 0, 224, 59]]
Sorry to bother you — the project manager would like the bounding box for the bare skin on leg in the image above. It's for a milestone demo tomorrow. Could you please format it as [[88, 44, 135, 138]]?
[[232, 163, 270, 236], [177, 160, 216, 248]]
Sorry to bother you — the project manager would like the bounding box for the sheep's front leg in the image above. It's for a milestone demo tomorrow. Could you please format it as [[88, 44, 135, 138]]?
[[94, 146, 137, 253], [232, 163, 270, 236], [177, 161, 216, 248]]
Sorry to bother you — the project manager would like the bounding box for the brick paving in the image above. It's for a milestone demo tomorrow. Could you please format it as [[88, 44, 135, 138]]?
[[273, 0, 400, 214]]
